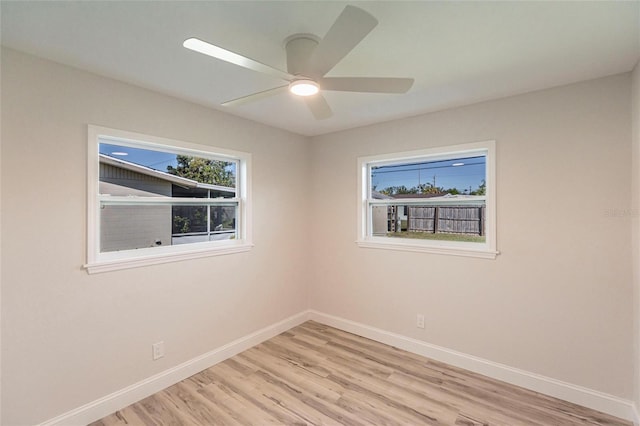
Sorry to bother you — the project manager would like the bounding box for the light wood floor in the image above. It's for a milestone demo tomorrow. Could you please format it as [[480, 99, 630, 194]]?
[[91, 321, 631, 426]]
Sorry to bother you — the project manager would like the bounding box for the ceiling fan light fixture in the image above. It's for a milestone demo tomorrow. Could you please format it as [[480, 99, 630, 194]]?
[[185, 6, 410, 120], [289, 79, 319, 96]]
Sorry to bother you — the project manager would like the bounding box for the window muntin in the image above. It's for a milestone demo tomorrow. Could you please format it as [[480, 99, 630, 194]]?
[[87, 126, 252, 272], [358, 141, 497, 258]]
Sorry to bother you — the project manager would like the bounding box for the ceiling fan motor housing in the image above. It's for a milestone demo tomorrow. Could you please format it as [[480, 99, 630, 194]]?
[[284, 34, 320, 77]]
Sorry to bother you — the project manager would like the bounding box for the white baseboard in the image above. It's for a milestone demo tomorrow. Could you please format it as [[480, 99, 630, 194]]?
[[308, 310, 636, 423], [38, 309, 635, 425], [38, 311, 311, 426]]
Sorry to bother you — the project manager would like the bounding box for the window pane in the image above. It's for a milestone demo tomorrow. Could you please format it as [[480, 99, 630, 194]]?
[[369, 154, 487, 244], [99, 142, 237, 197], [170, 205, 236, 245], [100, 204, 172, 252], [371, 156, 486, 197], [171, 205, 237, 245], [98, 140, 240, 253], [371, 202, 486, 243], [101, 203, 238, 252]]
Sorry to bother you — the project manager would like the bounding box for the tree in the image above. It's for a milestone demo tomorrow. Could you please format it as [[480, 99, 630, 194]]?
[[167, 156, 235, 235], [471, 180, 486, 196], [381, 183, 465, 196], [444, 187, 460, 195], [418, 183, 444, 195], [167, 155, 235, 187], [380, 185, 417, 195]]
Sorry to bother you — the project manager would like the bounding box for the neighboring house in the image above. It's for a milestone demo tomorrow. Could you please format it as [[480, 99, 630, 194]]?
[[99, 154, 235, 252]]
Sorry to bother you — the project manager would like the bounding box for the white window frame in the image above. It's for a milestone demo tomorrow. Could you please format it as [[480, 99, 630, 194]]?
[[85, 125, 252, 274], [357, 140, 498, 259]]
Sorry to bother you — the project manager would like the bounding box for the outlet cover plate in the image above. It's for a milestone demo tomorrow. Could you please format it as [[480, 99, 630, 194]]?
[[152, 341, 165, 360]]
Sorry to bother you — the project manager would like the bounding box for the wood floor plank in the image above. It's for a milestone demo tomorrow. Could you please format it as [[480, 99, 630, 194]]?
[[277, 339, 456, 424], [238, 350, 368, 426], [237, 349, 345, 403], [89, 405, 150, 426], [454, 412, 490, 426], [91, 321, 632, 426], [161, 381, 240, 425], [334, 391, 421, 426], [196, 379, 275, 425], [386, 370, 538, 426], [205, 362, 311, 425]]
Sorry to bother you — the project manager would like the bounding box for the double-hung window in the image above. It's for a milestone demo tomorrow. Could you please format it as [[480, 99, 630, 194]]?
[[357, 140, 497, 259], [86, 126, 252, 273]]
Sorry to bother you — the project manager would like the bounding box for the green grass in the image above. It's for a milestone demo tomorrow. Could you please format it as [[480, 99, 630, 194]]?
[[387, 231, 485, 243]]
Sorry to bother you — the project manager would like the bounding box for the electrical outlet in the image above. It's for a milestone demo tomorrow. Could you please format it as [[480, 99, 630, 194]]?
[[152, 341, 165, 360], [416, 314, 425, 329]]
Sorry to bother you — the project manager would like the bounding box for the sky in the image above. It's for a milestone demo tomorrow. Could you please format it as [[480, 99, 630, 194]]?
[[371, 155, 486, 193], [99, 142, 178, 171]]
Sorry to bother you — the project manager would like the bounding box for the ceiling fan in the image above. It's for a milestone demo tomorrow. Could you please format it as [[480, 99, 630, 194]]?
[[183, 5, 414, 120]]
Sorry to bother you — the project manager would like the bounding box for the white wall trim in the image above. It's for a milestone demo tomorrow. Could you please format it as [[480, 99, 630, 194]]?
[[356, 240, 499, 259], [632, 403, 639, 426], [308, 310, 636, 422], [38, 311, 311, 426]]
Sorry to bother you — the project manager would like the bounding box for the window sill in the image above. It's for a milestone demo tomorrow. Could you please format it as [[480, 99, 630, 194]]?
[[356, 239, 498, 259], [84, 243, 253, 274]]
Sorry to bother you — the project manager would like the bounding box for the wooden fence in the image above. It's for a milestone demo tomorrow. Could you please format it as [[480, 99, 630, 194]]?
[[388, 205, 485, 236]]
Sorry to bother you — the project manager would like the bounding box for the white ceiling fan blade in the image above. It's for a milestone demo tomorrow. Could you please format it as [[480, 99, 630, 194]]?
[[304, 94, 333, 120], [184, 38, 294, 82], [221, 85, 289, 107], [320, 77, 414, 93], [303, 6, 378, 79]]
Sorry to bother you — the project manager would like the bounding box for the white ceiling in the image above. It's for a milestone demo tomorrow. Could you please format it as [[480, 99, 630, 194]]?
[[2, 1, 639, 136]]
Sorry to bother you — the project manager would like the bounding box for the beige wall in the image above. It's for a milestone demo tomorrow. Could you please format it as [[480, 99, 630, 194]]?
[[1, 47, 636, 424], [0, 48, 311, 425], [309, 74, 633, 399], [632, 60, 640, 414]]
